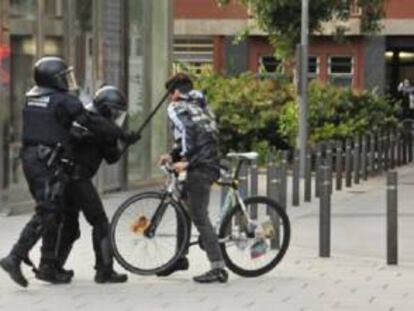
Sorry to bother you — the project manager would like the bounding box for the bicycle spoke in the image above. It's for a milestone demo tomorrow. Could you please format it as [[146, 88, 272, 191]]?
[[111, 193, 190, 274], [220, 199, 290, 277]]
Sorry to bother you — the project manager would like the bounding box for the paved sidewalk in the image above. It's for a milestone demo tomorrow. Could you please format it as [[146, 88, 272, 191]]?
[[0, 164, 414, 310]]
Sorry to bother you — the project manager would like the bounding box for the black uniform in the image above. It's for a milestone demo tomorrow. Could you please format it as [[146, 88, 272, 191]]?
[[8, 91, 125, 280], [51, 112, 124, 273], [10, 87, 84, 267]]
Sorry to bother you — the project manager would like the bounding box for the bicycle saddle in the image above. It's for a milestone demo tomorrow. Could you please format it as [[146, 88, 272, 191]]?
[[226, 152, 259, 161]]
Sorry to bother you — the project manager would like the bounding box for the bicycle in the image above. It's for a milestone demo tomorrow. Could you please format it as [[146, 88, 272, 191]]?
[[110, 152, 291, 277]]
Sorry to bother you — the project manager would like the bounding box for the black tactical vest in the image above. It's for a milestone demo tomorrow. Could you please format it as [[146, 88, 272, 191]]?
[[22, 94, 70, 146]]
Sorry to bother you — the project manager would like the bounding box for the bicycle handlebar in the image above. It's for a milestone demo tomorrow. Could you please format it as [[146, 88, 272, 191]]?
[[160, 163, 176, 175]]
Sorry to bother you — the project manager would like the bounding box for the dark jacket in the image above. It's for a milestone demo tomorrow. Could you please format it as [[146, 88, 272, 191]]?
[[22, 87, 84, 147], [167, 90, 220, 171], [69, 111, 124, 179]]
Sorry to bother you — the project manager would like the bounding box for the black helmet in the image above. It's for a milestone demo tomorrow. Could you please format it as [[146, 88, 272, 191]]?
[[93, 86, 127, 126], [34, 56, 78, 92]]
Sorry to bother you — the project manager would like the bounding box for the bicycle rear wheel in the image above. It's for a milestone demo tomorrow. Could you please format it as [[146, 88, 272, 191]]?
[[219, 196, 290, 277], [110, 191, 190, 275]]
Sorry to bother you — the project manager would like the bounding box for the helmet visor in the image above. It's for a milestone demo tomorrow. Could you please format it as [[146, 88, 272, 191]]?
[[56, 67, 78, 92], [112, 109, 127, 127]]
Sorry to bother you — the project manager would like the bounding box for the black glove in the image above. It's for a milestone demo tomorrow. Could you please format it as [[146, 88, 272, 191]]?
[[122, 131, 142, 145]]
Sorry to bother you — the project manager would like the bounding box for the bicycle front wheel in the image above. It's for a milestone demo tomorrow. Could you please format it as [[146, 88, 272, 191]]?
[[219, 196, 290, 277], [110, 191, 190, 275]]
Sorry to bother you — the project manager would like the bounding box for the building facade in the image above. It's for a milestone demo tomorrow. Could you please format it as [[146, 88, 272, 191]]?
[[0, 0, 172, 214], [173, 0, 414, 96]]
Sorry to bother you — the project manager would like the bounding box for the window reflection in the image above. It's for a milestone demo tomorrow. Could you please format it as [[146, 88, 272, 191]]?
[[10, 0, 36, 18]]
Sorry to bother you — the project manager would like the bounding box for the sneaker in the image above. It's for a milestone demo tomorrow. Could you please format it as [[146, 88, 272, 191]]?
[[156, 257, 189, 277], [193, 268, 228, 284], [35, 265, 72, 284], [0, 255, 28, 288], [94, 269, 128, 284]]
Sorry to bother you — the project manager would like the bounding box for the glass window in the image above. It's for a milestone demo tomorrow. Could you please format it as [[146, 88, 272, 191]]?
[[308, 56, 319, 75], [329, 56, 353, 74], [10, 0, 36, 18], [329, 56, 353, 87], [308, 55, 319, 82], [173, 37, 213, 74], [258, 55, 281, 74]]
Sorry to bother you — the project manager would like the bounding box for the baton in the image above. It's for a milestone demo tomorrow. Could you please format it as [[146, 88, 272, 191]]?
[[120, 90, 170, 153], [135, 90, 170, 135]]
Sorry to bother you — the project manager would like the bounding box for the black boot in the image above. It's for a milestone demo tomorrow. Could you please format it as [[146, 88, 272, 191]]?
[[35, 264, 72, 284], [94, 269, 128, 284], [57, 267, 74, 279], [193, 268, 228, 284], [0, 255, 28, 288], [56, 246, 75, 279], [156, 257, 189, 277]]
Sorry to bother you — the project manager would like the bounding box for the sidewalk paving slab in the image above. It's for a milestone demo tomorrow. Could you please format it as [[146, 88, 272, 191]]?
[[1, 164, 414, 310]]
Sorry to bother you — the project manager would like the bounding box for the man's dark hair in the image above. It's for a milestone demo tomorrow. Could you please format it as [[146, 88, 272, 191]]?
[[165, 73, 193, 94]]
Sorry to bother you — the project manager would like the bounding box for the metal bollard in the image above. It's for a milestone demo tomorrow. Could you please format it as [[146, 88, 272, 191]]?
[[396, 130, 402, 166], [267, 152, 281, 248], [319, 165, 331, 258], [345, 138, 352, 187], [353, 137, 360, 184], [239, 161, 249, 199], [378, 133, 384, 174], [408, 122, 413, 162], [326, 141, 333, 194], [280, 150, 288, 209], [304, 146, 312, 202], [368, 133, 375, 175], [266, 153, 278, 202], [384, 130, 390, 171], [335, 140, 343, 191], [390, 129, 396, 169], [250, 158, 258, 219], [361, 135, 368, 181], [387, 171, 398, 265], [292, 149, 300, 206], [315, 143, 323, 197], [402, 127, 408, 164]]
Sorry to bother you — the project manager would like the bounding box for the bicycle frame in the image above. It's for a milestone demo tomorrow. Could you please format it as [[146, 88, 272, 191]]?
[[145, 161, 256, 242], [215, 185, 254, 232]]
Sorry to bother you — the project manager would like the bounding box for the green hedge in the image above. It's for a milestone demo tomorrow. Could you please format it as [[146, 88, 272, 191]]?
[[193, 72, 401, 160]]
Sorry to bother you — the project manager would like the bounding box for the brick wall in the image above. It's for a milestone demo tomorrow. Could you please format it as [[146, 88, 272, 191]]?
[[309, 37, 365, 89], [174, 0, 247, 19], [385, 0, 414, 19]]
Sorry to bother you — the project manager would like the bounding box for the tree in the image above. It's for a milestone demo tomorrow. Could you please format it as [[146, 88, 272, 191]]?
[[218, 0, 385, 58]]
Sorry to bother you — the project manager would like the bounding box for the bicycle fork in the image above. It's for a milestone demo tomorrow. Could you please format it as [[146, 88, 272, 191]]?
[[144, 192, 170, 238]]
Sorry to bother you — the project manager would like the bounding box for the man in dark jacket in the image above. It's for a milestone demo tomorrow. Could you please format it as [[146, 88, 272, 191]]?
[[158, 73, 228, 283]]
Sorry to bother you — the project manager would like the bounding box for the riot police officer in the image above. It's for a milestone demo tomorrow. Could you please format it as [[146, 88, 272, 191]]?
[[38, 86, 140, 284], [0, 57, 85, 287]]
